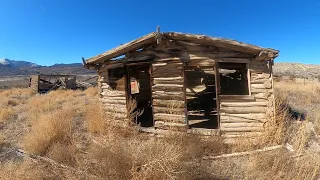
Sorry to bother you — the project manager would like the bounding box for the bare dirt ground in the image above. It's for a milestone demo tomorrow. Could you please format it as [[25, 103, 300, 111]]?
[[0, 82, 319, 179]]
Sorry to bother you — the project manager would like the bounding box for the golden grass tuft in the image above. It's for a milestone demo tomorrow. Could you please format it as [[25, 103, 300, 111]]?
[[47, 142, 77, 166], [84, 87, 99, 96], [85, 102, 108, 134], [23, 109, 75, 155], [0, 107, 16, 122]]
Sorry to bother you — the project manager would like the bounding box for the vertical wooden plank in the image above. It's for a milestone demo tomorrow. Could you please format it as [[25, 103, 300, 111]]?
[[183, 63, 189, 128], [247, 63, 252, 96], [214, 61, 220, 129], [124, 64, 131, 120], [37, 75, 40, 93], [149, 64, 155, 127]]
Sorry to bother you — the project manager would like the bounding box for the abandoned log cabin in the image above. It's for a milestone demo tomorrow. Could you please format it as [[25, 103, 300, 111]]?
[[29, 74, 77, 93], [83, 31, 279, 138]]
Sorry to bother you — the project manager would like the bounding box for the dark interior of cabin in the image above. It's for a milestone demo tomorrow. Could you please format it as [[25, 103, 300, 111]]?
[[127, 64, 154, 127], [219, 63, 249, 95], [108, 67, 126, 91], [185, 66, 218, 129]]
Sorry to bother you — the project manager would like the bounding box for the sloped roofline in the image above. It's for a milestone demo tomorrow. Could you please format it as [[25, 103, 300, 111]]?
[[84, 32, 279, 65]]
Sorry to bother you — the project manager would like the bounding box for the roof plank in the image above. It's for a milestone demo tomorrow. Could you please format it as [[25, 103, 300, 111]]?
[[84, 32, 279, 65], [85, 32, 157, 65], [164, 32, 278, 55]]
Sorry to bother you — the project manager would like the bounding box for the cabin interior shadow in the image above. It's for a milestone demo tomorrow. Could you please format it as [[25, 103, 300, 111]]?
[[127, 64, 154, 127], [219, 63, 249, 95], [185, 66, 218, 129]]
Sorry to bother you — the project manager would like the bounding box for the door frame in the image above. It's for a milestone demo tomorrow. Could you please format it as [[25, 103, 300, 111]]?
[[125, 62, 154, 127]]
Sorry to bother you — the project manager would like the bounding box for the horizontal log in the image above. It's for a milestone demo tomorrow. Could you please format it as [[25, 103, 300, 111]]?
[[153, 114, 185, 123], [252, 93, 270, 99], [185, 59, 215, 66], [251, 78, 272, 84], [102, 106, 127, 113], [220, 122, 264, 128], [100, 99, 126, 105], [153, 84, 183, 88], [153, 79, 183, 85], [220, 107, 267, 114], [251, 81, 272, 89], [220, 127, 264, 132], [154, 121, 186, 127], [100, 96, 126, 100], [222, 133, 262, 138], [152, 71, 182, 78], [153, 77, 183, 81], [153, 94, 184, 101], [101, 85, 110, 89], [152, 85, 183, 92], [220, 113, 266, 120], [250, 88, 273, 93], [220, 115, 267, 123], [153, 67, 183, 75], [219, 95, 255, 102], [153, 113, 185, 118], [220, 102, 267, 107], [153, 99, 184, 107], [250, 73, 270, 79], [152, 62, 182, 68], [100, 91, 125, 96], [153, 106, 185, 114], [182, 54, 251, 63]]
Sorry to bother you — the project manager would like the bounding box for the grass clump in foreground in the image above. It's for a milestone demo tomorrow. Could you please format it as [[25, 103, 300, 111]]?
[[0, 82, 320, 179]]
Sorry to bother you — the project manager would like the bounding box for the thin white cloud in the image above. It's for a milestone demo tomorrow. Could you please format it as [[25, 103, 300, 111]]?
[[40, 6, 45, 11]]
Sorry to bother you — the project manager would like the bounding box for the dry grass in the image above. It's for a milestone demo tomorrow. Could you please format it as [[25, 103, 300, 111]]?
[[85, 102, 108, 134], [0, 107, 16, 122], [0, 82, 319, 179], [23, 108, 75, 155]]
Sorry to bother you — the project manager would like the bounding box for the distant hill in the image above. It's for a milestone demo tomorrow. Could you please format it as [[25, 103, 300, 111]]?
[[0, 58, 95, 76], [273, 63, 320, 79], [0, 58, 38, 68]]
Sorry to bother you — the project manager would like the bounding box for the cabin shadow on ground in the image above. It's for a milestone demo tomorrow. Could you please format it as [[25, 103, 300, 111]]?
[[279, 101, 306, 121]]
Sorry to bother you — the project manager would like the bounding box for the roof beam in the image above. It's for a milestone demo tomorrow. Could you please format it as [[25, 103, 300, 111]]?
[[164, 32, 278, 55]]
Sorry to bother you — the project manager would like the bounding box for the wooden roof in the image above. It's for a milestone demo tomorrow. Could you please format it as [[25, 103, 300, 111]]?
[[84, 32, 279, 66]]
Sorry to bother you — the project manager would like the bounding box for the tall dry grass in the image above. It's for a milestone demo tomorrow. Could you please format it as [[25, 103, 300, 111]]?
[[1, 83, 320, 179]]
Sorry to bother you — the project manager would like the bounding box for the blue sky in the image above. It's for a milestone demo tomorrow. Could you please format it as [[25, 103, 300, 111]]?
[[0, 0, 319, 66]]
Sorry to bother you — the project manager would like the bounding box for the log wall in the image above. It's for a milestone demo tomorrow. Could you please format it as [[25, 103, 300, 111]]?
[[98, 65, 128, 125], [96, 40, 275, 141], [151, 59, 186, 130], [219, 60, 274, 141]]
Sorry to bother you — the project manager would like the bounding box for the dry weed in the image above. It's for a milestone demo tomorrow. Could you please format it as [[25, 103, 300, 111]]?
[[84, 87, 98, 96], [85, 102, 107, 134], [47, 142, 77, 166], [23, 109, 75, 155], [0, 107, 16, 122], [0, 160, 57, 180]]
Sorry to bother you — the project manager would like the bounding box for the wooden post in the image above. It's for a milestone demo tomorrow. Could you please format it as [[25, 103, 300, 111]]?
[[149, 64, 155, 127], [183, 63, 189, 128], [214, 61, 220, 129], [246, 63, 252, 95], [124, 64, 131, 120]]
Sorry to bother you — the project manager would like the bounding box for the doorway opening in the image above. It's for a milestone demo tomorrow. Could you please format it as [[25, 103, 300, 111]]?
[[127, 64, 154, 127], [185, 66, 219, 129]]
